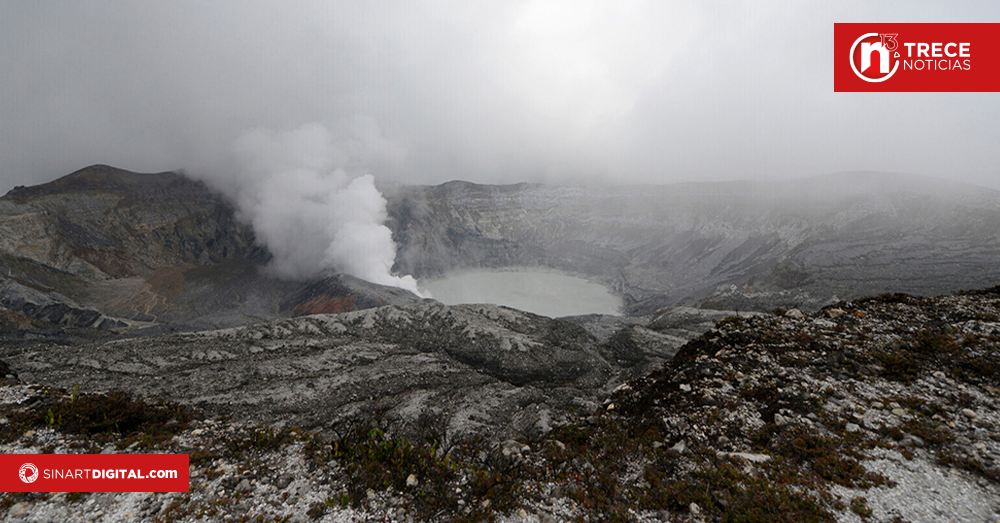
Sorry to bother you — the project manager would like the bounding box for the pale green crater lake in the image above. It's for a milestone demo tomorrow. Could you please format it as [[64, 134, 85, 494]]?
[[419, 269, 621, 318]]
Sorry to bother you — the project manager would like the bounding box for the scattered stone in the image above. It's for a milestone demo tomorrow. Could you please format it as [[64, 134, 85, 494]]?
[[784, 308, 805, 319], [900, 434, 925, 448], [845, 423, 861, 433], [275, 474, 293, 489], [700, 392, 717, 405], [689, 502, 702, 515], [406, 474, 418, 487], [962, 408, 978, 419], [862, 415, 881, 430], [8, 503, 31, 517], [717, 452, 771, 463]]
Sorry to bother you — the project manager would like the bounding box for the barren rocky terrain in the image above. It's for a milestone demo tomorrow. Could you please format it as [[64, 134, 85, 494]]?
[[2, 166, 1000, 521], [2, 288, 1000, 522], [385, 173, 1000, 313], [5, 165, 1000, 334], [0, 302, 682, 441], [0, 165, 421, 334]]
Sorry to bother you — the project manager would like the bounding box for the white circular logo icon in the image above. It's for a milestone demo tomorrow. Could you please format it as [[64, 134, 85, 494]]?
[[851, 32, 900, 83], [19, 463, 39, 484]]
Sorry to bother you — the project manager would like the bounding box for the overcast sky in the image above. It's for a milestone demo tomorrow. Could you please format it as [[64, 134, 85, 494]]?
[[2, 0, 999, 194]]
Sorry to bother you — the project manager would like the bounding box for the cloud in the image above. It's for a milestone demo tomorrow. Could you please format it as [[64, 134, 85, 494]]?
[[1, 1, 999, 195]]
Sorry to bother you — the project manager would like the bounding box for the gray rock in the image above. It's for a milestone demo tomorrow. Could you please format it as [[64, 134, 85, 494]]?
[[599, 325, 685, 366], [717, 452, 771, 463], [784, 309, 805, 319], [7, 502, 31, 517], [1, 302, 620, 441], [275, 474, 293, 489], [826, 308, 846, 318], [701, 392, 717, 406], [501, 439, 530, 458]]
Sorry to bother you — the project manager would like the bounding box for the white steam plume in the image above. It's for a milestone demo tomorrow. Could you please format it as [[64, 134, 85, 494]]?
[[220, 122, 421, 295]]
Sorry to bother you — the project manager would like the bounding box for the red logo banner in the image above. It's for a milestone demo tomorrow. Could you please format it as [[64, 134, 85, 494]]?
[[834, 23, 1000, 92], [0, 454, 189, 492]]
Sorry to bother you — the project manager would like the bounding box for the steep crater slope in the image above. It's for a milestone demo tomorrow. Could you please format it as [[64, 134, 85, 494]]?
[[385, 173, 1000, 314], [0, 165, 421, 334], [1, 164, 258, 279]]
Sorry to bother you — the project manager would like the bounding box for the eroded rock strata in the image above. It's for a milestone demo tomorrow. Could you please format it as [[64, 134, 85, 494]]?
[[2, 288, 999, 522]]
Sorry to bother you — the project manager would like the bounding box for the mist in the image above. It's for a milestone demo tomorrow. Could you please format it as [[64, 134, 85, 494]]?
[[212, 122, 420, 293], [2, 1, 999, 196], [2, 1, 1000, 292]]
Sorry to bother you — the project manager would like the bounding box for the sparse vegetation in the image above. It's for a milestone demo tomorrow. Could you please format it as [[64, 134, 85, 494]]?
[[308, 415, 528, 522], [0, 386, 196, 449], [3, 287, 1000, 521], [850, 496, 873, 520]]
